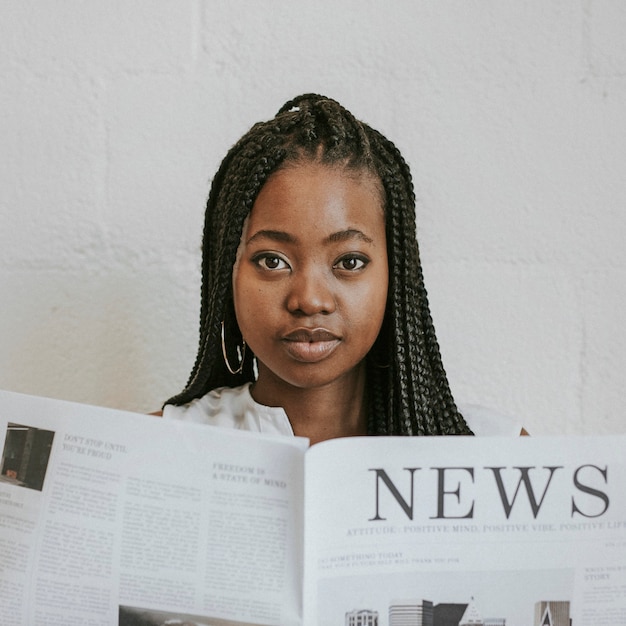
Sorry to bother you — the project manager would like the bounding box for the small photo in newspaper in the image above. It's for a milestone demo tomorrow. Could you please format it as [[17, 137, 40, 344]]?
[[0, 422, 55, 491], [119, 604, 264, 626]]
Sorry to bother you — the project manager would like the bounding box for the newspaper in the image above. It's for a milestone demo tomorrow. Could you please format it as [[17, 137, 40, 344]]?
[[303, 435, 626, 625], [0, 390, 624, 625], [0, 390, 307, 626]]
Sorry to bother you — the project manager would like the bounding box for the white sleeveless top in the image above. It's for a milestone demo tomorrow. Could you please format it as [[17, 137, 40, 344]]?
[[163, 383, 520, 437]]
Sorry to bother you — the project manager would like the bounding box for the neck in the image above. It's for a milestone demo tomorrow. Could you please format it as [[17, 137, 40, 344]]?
[[250, 365, 368, 445]]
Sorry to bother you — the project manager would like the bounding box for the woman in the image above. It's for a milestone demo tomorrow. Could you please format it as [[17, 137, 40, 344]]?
[[163, 94, 521, 441]]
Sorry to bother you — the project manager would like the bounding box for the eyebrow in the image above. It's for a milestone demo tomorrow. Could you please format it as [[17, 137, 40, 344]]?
[[246, 230, 296, 245], [246, 228, 373, 246], [325, 229, 374, 245]]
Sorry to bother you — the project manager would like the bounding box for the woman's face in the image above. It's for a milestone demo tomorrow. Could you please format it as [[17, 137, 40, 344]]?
[[232, 161, 389, 393]]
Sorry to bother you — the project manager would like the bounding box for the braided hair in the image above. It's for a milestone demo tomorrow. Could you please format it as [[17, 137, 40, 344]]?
[[166, 94, 472, 436]]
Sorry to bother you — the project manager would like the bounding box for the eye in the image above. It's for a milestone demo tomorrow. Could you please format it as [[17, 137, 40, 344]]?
[[334, 255, 368, 272], [253, 253, 290, 271]]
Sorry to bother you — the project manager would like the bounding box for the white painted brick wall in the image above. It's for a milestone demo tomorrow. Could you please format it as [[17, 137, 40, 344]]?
[[1, 1, 624, 434]]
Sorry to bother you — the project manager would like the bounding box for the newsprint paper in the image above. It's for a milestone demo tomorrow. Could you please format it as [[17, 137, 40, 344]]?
[[0, 390, 624, 626]]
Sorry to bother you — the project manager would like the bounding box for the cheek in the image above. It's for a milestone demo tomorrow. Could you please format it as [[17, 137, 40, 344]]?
[[233, 275, 278, 341], [232, 268, 253, 334], [348, 271, 388, 339], [370, 260, 389, 312], [369, 269, 389, 337]]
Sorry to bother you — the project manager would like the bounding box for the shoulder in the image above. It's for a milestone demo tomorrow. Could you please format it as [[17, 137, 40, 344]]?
[[458, 404, 523, 437], [162, 385, 250, 427], [162, 384, 294, 436]]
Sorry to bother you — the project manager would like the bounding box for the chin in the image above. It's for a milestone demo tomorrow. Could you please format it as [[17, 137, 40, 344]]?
[[269, 364, 365, 392]]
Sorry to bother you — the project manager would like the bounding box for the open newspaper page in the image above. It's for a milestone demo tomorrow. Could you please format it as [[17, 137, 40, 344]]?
[[0, 390, 308, 626], [302, 434, 626, 626]]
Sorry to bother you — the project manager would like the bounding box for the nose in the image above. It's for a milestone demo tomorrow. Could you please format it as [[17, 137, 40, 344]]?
[[286, 266, 336, 316]]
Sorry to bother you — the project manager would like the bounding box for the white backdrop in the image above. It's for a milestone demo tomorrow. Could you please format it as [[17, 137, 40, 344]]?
[[1, 1, 625, 435]]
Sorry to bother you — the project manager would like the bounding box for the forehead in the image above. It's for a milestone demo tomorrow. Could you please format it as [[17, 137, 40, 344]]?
[[245, 162, 385, 237]]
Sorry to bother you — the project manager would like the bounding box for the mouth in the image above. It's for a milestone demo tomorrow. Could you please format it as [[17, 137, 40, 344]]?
[[282, 328, 341, 363]]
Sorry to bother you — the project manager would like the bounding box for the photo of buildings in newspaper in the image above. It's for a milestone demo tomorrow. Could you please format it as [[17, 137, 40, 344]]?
[[318, 568, 572, 625]]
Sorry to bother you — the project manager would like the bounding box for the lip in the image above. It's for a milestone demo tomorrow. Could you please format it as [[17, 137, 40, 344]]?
[[283, 328, 340, 342], [282, 328, 341, 363]]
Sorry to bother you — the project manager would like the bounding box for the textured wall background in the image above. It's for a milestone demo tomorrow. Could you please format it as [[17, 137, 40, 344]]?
[[1, 1, 625, 435]]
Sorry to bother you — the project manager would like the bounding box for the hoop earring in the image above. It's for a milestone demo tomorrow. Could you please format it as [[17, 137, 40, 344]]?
[[221, 320, 246, 375]]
